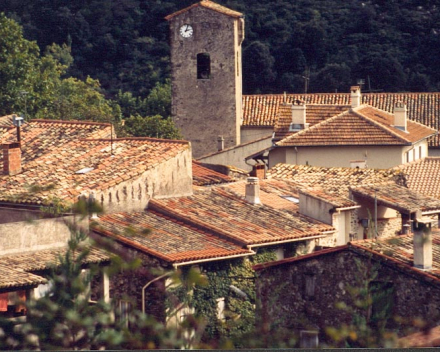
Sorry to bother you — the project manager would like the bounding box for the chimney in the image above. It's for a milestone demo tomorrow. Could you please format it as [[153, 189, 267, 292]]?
[[251, 163, 265, 179], [350, 86, 361, 108], [289, 100, 308, 132], [394, 101, 407, 132], [217, 136, 224, 151], [3, 142, 22, 175], [245, 177, 261, 204], [413, 212, 432, 270]]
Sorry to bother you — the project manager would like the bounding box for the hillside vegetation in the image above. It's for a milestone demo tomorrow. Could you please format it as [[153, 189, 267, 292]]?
[[1, 0, 439, 98]]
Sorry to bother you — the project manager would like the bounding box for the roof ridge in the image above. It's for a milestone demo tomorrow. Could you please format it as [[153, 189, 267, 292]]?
[[80, 136, 189, 144], [30, 119, 112, 127]]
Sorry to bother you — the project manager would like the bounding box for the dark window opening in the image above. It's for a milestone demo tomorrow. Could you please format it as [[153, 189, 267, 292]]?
[[304, 274, 316, 301], [300, 330, 319, 348], [197, 53, 211, 79]]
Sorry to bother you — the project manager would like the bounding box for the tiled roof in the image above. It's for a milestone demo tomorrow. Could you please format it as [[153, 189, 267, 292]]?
[[350, 183, 440, 214], [220, 179, 300, 212], [255, 233, 440, 285], [192, 161, 235, 186], [353, 233, 440, 280], [149, 188, 334, 246], [0, 120, 190, 205], [273, 104, 350, 140], [267, 163, 404, 198], [276, 105, 436, 147], [243, 92, 440, 146], [299, 188, 358, 209], [92, 210, 252, 265], [165, 0, 242, 20], [395, 157, 440, 199], [0, 246, 110, 289]]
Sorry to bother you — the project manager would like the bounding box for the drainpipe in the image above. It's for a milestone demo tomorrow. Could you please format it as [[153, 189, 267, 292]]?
[[142, 272, 172, 314]]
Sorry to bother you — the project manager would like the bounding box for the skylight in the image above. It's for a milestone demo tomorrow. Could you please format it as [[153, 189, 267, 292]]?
[[75, 167, 94, 174], [282, 196, 299, 204]]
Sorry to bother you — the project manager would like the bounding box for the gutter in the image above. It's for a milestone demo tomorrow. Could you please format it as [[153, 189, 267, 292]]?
[[172, 251, 255, 268], [422, 210, 440, 216], [246, 234, 330, 249], [335, 205, 361, 212]]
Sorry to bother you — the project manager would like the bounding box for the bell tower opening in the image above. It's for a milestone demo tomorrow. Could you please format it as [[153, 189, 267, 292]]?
[[197, 53, 211, 79]]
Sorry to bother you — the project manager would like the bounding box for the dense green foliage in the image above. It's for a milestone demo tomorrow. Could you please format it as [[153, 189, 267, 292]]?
[[2, 0, 439, 97]]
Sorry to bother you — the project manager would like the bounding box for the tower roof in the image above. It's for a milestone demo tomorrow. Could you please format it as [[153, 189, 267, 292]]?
[[165, 0, 243, 20]]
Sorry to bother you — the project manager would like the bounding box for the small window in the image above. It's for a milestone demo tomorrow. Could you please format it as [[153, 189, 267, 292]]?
[[406, 152, 409, 163], [304, 274, 316, 300], [197, 53, 211, 79], [300, 330, 319, 348], [419, 146, 422, 159]]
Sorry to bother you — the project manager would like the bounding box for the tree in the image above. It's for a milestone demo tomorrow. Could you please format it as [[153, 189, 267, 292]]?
[[123, 114, 181, 140]]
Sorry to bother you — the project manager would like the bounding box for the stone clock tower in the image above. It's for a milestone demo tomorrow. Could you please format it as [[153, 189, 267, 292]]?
[[165, 0, 245, 158]]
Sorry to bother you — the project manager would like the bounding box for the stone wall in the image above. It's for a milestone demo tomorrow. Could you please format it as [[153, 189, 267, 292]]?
[[95, 148, 192, 214], [255, 248, 440, 346], [169, 5, 243, 157]]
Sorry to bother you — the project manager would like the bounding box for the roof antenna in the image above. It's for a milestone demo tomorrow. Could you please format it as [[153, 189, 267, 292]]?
[[12, 114, 24, 143]]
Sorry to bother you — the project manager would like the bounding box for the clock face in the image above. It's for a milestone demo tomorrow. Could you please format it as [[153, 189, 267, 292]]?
[[179, 24, 193, 38]]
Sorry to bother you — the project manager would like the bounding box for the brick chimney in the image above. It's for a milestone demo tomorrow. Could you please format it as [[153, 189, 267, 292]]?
[[289, 100, 308, 132], [350, 86, 361, 108], [393, 101, 407, 132], [245, 177, 261, 204], [3, 143, 21, 176], [413, 213, 432, 270]]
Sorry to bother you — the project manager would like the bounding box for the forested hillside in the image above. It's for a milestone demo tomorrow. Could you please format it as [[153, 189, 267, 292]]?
[[1, 0, 439, 98]]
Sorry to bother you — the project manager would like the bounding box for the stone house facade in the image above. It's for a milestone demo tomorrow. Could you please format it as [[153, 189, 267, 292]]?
[[254, 231, 440, 347]]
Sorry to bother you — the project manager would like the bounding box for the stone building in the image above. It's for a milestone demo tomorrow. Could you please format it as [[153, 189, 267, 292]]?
[[166, 0, 245, 158], [254, 228, 440, 348]]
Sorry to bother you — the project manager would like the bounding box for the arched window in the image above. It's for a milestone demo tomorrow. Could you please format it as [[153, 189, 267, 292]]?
[[197, 53, 211, 79]]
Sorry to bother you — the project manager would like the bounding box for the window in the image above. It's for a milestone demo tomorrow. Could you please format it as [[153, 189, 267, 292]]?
[[197, 53, 210, 79], [300, 330, 319, 348], [419, 145, 422, 159], [304, 274, 316, 300]]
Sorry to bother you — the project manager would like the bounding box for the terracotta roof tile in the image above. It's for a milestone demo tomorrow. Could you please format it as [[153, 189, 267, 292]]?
[[243, 93, 440, 146], [267, 163, 404, 198], [150, 188, 334, 246], [192, 161, 235, 186], [92, 210, 251, 264], [276, 105, 436, 147], [350, 183, 440, 214], [0, 246, 110, 289], [0, 120, 190, 205], [395, 157, 440, 199], [165, 0, 242, 20]]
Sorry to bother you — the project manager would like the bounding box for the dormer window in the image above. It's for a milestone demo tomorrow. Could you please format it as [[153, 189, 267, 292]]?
[[197, 53, 211, 79]]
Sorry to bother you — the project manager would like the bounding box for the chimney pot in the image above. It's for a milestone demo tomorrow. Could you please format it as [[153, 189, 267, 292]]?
[[350, 86, 361, 108], [3, 143, 22, 176], [413, 219, 432, 270], [394, 101, 407, 132], [245, 177, 261, 204], [289, 100, 308, 131], [217, 136, 224, 151]]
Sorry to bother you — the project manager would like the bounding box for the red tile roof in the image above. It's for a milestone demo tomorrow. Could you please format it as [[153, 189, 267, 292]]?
[[0, 246, 110, 289], [149, 188, 334, 246], [243, 93, 440, 146], [350, 183, 440, 214], [276, 105, 436, 147], [92, 209, 252, 265], [267, 163, 404, 198], [395, 157, 440, 199], [0, 120, 190, 206], [220, 179, 300, 212], [165, 0, 242, 20], [273, 104, 350, 141], [192, 161, 235, 186]]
